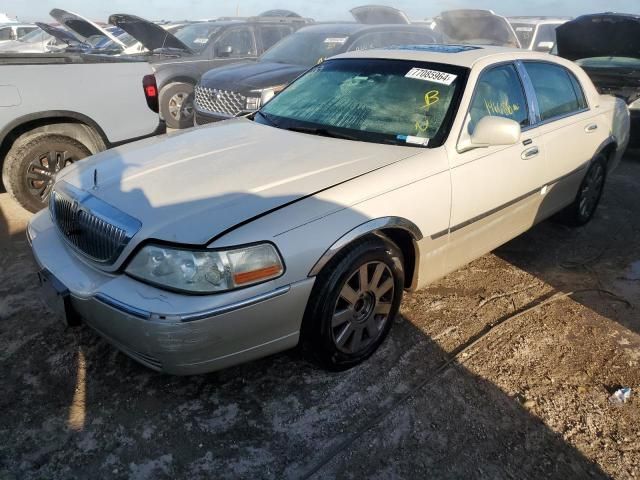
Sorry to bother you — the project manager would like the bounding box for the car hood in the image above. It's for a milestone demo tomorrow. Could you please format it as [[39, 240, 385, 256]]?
[[350, 5, 410, 25], [108, 14, 192, 53], [56, 118, 421, 245], [49, 8, 125, 47], [200, 61, 308, 91], [35, 22, 85, 47], [556, 13, 640, 61], [436, 9, 521, 47]]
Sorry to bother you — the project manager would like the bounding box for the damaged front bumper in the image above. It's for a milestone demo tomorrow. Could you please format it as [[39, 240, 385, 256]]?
[[28, 210, 314, 375]]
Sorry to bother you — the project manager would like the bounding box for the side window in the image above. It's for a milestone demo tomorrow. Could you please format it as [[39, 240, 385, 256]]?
[[348, 31, 436, 51], [17, 27, 34, 39], [0, 27, 12, 41], [524, 62, 585, 121], [261, 26, 293, 51], [216, 28, 256, 57], [468, 64, 529, 133]]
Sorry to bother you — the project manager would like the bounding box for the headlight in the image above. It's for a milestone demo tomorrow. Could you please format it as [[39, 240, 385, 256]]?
[[630, 98, 640, 110], [126, 243, 284, 293], [246, 85, 286, 111]]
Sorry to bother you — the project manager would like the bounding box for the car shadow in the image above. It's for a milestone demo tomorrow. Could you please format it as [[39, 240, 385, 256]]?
[[496, 157, 640, 335], [0, 136, 616, 479]]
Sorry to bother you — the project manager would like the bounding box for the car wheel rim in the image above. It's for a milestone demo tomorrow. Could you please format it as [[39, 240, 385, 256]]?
[[332, 261, 395, 355], [168, 92, 192, 120], [579, 162, 605, 219], [26, 150, 75, 202]]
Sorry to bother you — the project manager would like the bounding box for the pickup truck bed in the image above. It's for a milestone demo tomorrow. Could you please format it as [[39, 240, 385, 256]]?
[[0, 53, 164, 212]]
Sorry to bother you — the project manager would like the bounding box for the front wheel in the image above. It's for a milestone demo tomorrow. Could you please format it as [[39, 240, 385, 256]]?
[[301, 236, 405, 370], [160, 82, 195, 129], [558, 154, 607, 226]]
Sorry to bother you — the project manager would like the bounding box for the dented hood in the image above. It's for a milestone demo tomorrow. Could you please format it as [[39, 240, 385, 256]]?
[[556, 13, 640, 61], [436, 9, 521, 48], [56, 119, 421, 245], [49, 8, 125, 47], [350, 5, 410, 25], [108, 14, 191, 53]]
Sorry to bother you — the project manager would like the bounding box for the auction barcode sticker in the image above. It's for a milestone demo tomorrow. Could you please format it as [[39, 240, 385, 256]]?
[[405, 68, 457, 85]]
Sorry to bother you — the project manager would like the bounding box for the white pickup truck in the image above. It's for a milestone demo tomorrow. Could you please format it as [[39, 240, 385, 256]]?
[[0, 52, 163, 212]]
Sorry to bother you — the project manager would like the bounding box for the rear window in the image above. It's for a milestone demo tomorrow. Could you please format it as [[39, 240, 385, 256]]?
[[511, 23, 534, 49]]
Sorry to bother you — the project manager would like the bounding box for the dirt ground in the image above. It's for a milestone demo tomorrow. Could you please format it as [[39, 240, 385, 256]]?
[[1, 157, 639, 480]]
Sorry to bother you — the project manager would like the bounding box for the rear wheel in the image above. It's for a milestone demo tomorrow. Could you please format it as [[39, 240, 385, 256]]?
[[558, 154, 607, 226], [301, 236, 404, 370], [2, 133, 90, 212], [160, 82, 195, 129]]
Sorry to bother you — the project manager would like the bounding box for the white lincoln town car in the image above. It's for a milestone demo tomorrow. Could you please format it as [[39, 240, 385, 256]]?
[[29, 45, 630, 374]]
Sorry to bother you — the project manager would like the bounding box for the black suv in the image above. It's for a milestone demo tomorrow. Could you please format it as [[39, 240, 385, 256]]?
[[110, 13, 311, 128], [194, 23, 440, 125]]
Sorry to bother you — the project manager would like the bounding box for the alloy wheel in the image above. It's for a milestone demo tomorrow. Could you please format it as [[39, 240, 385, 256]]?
[[579, 162, 605, 220], [168, 92, 193, 121], [26, 150, 75, 202], [332, 261, 395, 355]]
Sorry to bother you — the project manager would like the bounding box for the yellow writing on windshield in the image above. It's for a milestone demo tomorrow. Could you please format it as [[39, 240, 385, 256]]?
[[424, 90, 440, 110], [484, 98, 521, 117], [415, 118, 429, 133]]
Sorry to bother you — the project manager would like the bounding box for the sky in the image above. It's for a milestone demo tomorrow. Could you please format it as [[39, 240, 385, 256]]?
[[2, 0, 639, 23]]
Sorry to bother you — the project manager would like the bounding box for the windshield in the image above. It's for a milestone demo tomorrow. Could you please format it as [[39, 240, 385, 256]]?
[[174, 23, 221, 52], [576, 57, 640, 69], [261, 31, 351, 67], [19, 28, 49, 43], [258, 58, 466, 148], [511, 23, 534, 49]]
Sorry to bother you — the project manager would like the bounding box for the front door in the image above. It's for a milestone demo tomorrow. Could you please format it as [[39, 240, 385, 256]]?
[[446, 62, 547, 272]]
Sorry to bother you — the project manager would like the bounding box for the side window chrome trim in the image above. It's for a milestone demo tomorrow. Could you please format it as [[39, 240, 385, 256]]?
[[519, 60, 592, 126]]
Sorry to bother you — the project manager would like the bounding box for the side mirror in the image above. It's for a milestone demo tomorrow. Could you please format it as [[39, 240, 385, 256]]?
[[535, 41, 554, 52], [217, 45, 233, 57], [470, 116, 521, 148]]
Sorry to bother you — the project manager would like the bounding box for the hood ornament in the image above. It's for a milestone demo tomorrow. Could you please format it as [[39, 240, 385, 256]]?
[[93, 168, 98, 190]]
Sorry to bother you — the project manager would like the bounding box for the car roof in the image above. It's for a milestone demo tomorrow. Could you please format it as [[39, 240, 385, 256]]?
[[332, 44, 550, 68], [295, 23, 437, 35]]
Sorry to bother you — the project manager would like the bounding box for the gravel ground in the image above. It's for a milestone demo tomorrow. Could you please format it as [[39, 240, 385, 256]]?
[[1, 157, 639, 480]]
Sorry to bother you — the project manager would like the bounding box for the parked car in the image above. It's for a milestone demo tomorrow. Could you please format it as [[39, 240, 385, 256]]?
[[194, 23, 440, 124], [49, 9, 127, 51], [556, 13, 640, 149], [433, 9, 521, 47], [0, 52, 163, 212], [0, 27, 68, 53], [0, 23, 38, 43], [29, 45, 629, 374], [110, 14, 312, 128], [508, 16, 570, 52]]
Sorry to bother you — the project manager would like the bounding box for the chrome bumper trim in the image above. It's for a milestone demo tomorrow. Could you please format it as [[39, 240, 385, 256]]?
[[94, 285, 292, 323]]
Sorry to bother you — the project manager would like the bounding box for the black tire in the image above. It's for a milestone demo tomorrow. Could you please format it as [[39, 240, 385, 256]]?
[[558, 154, 607, 227], [301, 235, 405, 371], [160, 82, 195, 129], [2, 133, 91, 213]]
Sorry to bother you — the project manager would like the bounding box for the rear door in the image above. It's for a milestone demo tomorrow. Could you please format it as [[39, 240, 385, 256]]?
[[447, 62, 547, 271], [258, 24, 294, 53], [522, 61, 604, 216]]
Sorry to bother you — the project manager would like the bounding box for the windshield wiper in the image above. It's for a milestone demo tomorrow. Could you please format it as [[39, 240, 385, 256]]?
[[284, 126, 358, 141], [255, 110, 279, 127]]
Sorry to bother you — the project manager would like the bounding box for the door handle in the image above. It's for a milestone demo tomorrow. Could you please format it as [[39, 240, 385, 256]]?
[[585, 124, 598, 133], [521, 146, 540, 160]]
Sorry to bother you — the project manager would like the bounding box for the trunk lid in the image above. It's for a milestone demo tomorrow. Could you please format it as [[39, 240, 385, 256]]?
[[108, 14, 192, 53], [49, 8, 125, 47]]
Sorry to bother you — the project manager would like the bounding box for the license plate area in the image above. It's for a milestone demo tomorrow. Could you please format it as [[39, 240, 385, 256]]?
[[37, 270, 81, 327]]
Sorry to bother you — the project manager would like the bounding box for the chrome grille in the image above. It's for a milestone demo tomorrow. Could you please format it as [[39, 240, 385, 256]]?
[[194, 85, 247, 117], [50, 182, 141, 265]]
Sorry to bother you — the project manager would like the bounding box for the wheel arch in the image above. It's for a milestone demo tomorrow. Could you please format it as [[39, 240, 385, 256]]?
[[594, 135, 618, 172], [308, 217, 423, 290], [0, 111, 109, 170]]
